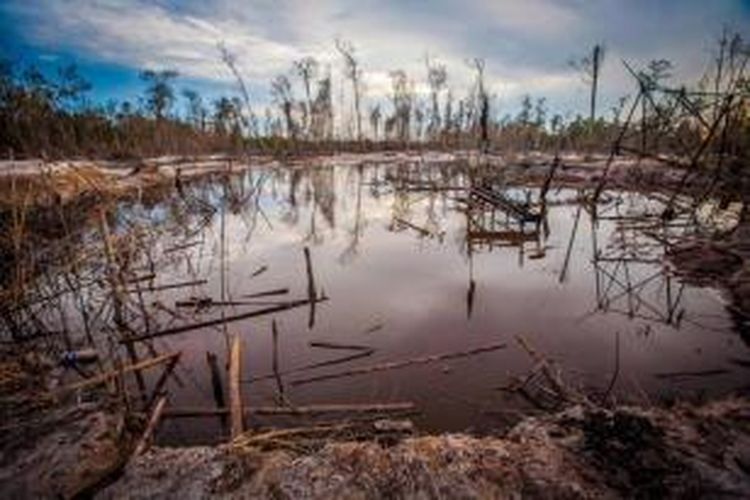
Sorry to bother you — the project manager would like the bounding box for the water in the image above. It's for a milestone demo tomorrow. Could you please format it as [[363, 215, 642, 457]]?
[[59, 159, 750, 443]]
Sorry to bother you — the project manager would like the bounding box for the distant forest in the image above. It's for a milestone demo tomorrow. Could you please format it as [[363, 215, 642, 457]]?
[[1, 33, 748, 160]]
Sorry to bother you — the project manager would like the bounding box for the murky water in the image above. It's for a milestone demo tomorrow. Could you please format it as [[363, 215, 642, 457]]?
[[67, 160, 750, 443]]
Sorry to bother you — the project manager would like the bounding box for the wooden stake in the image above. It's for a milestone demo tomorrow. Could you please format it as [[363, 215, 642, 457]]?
[[229, 334, 244, 439], [304, 247, 317, 329]]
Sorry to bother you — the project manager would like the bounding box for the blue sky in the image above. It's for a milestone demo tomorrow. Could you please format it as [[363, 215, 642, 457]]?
[[1, 0, 749, 120]]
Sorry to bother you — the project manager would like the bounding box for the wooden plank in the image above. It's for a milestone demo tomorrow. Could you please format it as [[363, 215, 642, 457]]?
[[229, 334, 244, 439]]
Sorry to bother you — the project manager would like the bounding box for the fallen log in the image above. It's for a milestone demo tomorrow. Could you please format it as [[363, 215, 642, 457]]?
[[162, 402, 417, 418], [290, 342, 507, 386]]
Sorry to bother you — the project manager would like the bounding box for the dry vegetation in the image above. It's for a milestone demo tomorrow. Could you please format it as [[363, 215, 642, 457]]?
[[1, 29, 750, 499]]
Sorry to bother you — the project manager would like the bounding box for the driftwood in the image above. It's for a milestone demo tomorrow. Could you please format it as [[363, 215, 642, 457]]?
[[121, 297, 327, 343], [162, 402, 417, 418], [290, 342, 507, 386], [60, 352, 181, 393], [243, 350, 375, 384], [133, 396, 168, 456]]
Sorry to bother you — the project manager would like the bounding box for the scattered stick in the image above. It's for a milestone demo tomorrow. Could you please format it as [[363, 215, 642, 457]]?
[[206, 352, 226, 410], [59, 352, 181, 394], [242, 288, 289, 298], [290, 342, 507, 386], [250, 265, 269, 278], [121, 297, 328, 343], [163, 241, 201, 254], [363, 323, 384, 334], [146, 352, 181, 408], [175, 298, 291, 308], [133, 396, 168, 456], [162, 402, 417, 418], [304, 247, 317, 329], [243, 350, 375, 384], [309, 341, 372, 352], [127, 279, 207, 294], [126, 273, 156, 284], [393, 217, 431, 237], [654, 369, 729, 379], [602, 331, 621, 401], [271, 319, 288, 405]]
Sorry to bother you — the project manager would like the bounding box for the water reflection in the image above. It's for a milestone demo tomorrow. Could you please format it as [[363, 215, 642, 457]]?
[[6, 158, 747, 443], [123, 162, 750, 432]]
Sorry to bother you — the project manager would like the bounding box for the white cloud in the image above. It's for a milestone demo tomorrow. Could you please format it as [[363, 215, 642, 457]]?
[[478, 0, 581, 38], [4, 0, 749, 117]]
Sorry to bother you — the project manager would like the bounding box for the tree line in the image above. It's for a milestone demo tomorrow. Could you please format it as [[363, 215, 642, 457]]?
[[1, 35, 748, 160]]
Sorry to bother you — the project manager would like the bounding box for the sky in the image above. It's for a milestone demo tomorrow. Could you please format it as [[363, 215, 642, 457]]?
[[1, 0, 749, 122]]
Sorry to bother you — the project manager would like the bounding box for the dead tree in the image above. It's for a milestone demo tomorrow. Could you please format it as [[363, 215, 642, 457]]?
[[293, 57, 319, 139], [335, 39, 363, 141]]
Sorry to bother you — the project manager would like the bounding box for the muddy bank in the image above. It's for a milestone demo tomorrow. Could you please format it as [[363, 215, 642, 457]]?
[[4, 340, 748, 498], [97, 397, 750, 499], [666, 205, 750, 323], [0, 349, 134, 499]]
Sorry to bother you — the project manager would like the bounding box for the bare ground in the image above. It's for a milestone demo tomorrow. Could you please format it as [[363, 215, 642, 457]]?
[[97, 398, 750, 499], [0, 151, 711, 207]]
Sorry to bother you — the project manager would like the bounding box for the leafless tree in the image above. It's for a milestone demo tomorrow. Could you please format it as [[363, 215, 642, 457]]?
[[293, 57, 319, 138], [425, 56, 447, 139], [218, 42, 258, 137], [335, 38, 363, 141]]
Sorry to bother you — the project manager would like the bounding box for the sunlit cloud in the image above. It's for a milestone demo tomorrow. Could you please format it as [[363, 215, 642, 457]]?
[[2, 0, 749, 115]]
